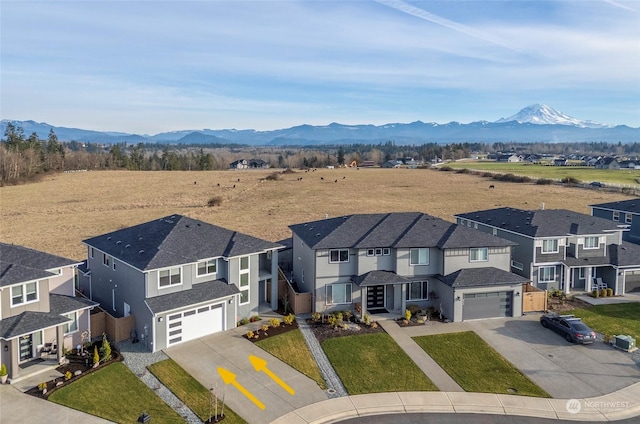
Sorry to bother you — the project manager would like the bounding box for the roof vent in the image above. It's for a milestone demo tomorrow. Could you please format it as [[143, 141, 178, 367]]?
[[316, 233, 320, 237], [139, 237, 143, 241], [116, 241, 122, 245], [125, 244, 131, 248], [107, 237, 111, 241], [185, 224, 190, 228], [139, 250, 144, 255]]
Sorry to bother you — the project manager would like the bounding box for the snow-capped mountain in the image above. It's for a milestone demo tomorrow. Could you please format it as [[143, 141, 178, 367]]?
[[495, 104, 610, 128]]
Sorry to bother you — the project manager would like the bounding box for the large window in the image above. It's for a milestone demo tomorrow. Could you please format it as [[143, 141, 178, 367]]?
[[329, 249, 349, 263], [584, 236, 599, 249], [626, 213, 633, 224], [326, 283, 352, 305], [613, 211, 620, 222], [197, 259, 217, 276], [539, 266, 555, 282], [406, 281, 429, 301], [11, 281, 38, 306], [239, 257, 249, 304], [470, 248, 488, 262], [159, 267, 181, 288], [63, 312, 78, 334], [410, 248, 429, 265], [541, 239, 559, 254]]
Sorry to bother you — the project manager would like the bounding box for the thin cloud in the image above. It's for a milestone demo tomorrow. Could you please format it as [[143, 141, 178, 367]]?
[[602, 0, 638, 12], [376, 0, 517, 51]]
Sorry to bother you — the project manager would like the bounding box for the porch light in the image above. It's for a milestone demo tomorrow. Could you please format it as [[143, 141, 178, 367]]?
[[515, 291, 520, 297], [3, 345, 7, 352], [455, 296, 461, 301], [158, 316, 163, 322]]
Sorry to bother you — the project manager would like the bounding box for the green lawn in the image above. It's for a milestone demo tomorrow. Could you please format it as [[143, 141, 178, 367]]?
[[413, 331, 549, 397], [49, 362, 184, 423], [322, 333, 438, 395], [569, 303, 640, 340], [445, 162, 640, 185], [255, 328, 327, 389], [147, 359, 247, 424]]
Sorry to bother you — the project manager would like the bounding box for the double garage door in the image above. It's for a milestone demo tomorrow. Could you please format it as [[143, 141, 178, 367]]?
[[167, 303, 224, 346], [462, 291, 512, 320], [625, 270, 640, 293]]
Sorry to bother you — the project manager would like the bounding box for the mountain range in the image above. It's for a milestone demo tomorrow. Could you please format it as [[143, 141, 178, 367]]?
[[2, 104, 638, 145]]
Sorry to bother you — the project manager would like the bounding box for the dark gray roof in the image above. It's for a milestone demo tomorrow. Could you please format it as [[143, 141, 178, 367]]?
[[611, 242, 640, 267], [0, 242, 79, 287], [145, 279, 240, 314], [83, 215, 283, 271], [456, 208, 622, 238], [290, 212, 515, 250], [590, 199, 640, 215], [0, 311, 72, 340], [436, 267, 529, 288], [49, 294, 98, 315], [351, 271, 412, 287]]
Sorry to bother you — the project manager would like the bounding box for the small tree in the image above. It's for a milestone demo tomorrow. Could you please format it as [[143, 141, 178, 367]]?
[[100, 333, 112, 361], [93, 345, 100, 365]]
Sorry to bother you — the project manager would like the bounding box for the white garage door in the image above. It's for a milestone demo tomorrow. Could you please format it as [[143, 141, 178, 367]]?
[[167, 303, 224, 346]]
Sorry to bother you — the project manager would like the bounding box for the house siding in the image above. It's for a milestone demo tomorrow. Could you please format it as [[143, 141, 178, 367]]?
[[442, 248, 511, 275], [48, 266, 76, 296], [396, 247, 442, 277], [291, 233, 317, 294], [1, 279, 51, 318], [592, 207, 640, 245]]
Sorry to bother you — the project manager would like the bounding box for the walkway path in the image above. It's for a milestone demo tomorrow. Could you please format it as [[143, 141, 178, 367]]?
[[296, 315, 348, 398], [378, 320, 464, 392]]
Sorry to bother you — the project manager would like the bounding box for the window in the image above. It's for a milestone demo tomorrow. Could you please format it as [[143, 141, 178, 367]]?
[[539, 266, 555, 282], [239, 257, 250, 305], [367, 248, 389, 257], [112, 260, 116, 271], [410, 248, 429, 265], [579, 268, 586, 280], [367, 249, 375, 257], [329, 249, 349, 263], [626, 213, 633, 224], [584, 236, 599, 249], [240, 256, 249, 271], [470, 248, 488, 262], [492, 228, 497, 236], [89, 247, 94, 258], [406, 281, 429, 300], [326, 283, 352, 305], [541, 239, 558, 253], [63, 312, 78, 334], [613, 211, 620, 222], [383, 248, 390, 256], [511, 260, 524, 271], [159, 267, 181, 287], [197, 259, 217, 276], [103, 254, 111, 267], [11, 281, 38, 306]]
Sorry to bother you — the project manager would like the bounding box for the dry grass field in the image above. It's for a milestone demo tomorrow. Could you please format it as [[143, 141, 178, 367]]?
[[1, 168, 635, 261]]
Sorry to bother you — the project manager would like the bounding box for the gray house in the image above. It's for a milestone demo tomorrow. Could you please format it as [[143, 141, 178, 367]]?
[[591, 199, 640, 245], [80, 215, 283, 352], [288, 212, 527, 322], [0, 243, 97, 383], [456, 208, 640, 295]]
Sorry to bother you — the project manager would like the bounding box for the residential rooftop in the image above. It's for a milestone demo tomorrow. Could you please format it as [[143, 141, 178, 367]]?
[[590, 199, 640, 215]]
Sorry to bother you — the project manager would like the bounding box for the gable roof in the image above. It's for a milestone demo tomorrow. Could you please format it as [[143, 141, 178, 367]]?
[[436, 267, 529, 288], [49, 294, 98, 315], [456, 208, 622, 238], [590, 199, 640, 215], [0, 311, 72, 340], [83, 215, 283, 271], [0, 242, 80, 287], [290, 212, 516, 250], [351, 271, 412, 287], [145, 279, 239, 314]]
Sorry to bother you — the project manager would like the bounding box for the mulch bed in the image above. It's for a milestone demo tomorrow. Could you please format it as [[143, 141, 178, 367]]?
[[243, 320, 299, 342], [307, 319, 384, 344]]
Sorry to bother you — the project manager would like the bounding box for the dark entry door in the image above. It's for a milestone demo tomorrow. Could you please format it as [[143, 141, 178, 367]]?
[[367, 285, 385, 308], [20, 334, 33, 361]]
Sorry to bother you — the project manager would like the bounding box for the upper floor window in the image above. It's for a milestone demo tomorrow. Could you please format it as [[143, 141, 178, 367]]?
[[626, 213, 633, 224], [11, 281, 38, 306], [541, 239, 559, 254], [584, 236, 599, 249], [511, 260, 524, 271], [326, 283, 352, 305], [197, 259, 217, 276], [613, 211, 620, 222], [103, 254, 111, 267], [159, 267, 181, 288], [240, 256, 249, 271], [366, 248, 390, 257], [239, 257, 250, 305], [410, 248, 429, 266], [89, 247, 94, 258], [63, 312, 78, 334], [470, 248, 488, 262], [329, 249, 349, 263]]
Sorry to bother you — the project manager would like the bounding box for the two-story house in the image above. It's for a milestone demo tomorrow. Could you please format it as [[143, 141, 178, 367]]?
[[288, 212, 528, 322], [80, 215, 283, 352], [0, 242, 97, 383], [590, 199, 639, 245], [455, 207, 640, 295]]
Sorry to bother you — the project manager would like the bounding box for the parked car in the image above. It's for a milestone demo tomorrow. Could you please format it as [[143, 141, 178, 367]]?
[[589, 181, 605, 188], [540, 313, 596, 344]]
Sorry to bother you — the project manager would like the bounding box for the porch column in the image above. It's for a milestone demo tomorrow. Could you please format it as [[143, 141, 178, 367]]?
[[56, 325, 64, 362], [563, 265, 571, 295], [400, 284, 407, 315], [9, 338, 19, 380], [361, 287, 367, 318], [271, 250, 278, 311]]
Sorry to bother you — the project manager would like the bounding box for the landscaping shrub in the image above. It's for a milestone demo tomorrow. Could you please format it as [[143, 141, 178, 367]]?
[[93, 346, 99, 365], [405, 309, 412, 321], [606, 288, 613, 297], [283, 314, 295, 325], [600, 289, 608, 297], [100, 334, 112, 362], [239, 317, 250, 325], [407, 304, 420, 315], [494, 173, 531, 183], [65, 371, 72, 381], [207, 196, 223, 207], [481, 172, 494, 178], [311, 312, 321, 322], [343, 310, 353, 322], [592, 289, 600, 298], [536, 178, 554, 185], [362, 313, 371, 326], [250, 315, 261, 322], [269, 318, 281, 328]]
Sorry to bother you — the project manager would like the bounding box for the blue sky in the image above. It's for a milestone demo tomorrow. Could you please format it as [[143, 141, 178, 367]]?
[[1, 0, 639, 134]]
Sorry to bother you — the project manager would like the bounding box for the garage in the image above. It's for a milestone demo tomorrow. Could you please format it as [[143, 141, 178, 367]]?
[[167, 303, 224, 346], [462, 291, 512, 320], [625, 270, 640, 293]]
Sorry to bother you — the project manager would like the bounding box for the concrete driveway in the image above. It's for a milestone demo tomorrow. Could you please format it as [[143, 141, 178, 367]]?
[[164, 326, 328, 424], [466, 314, 640, 399]]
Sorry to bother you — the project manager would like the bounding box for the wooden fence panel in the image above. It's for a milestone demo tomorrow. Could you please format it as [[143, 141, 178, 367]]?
[[278, 268, 313, 315], [90, 311, 106, 339], [522, 283, 548, 312]]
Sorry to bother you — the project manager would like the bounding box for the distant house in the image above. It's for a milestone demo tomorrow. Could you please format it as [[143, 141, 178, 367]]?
[[619, 160, 638, 169], [361, 160, 377, 167], [248, 159, 269, 169], [584, 157, 600, 166], [381, 160, 401, 168], [591, 199, 640, 246], [497, 154, 521, 163], [525, 154, 542, 163], [553, 158, 568, 166], [595, 157, 620, 170], [230, 159, 248, 169]]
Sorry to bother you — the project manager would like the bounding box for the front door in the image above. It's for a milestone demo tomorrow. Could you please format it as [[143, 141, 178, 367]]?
[[19, 334, 33, 361], [367, 285, 385, 308]]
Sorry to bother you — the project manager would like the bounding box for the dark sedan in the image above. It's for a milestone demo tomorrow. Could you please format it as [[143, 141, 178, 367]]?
[[540, 313, 597, 344]]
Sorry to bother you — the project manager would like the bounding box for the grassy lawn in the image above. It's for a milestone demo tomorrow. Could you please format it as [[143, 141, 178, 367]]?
[[254, 328, 327, 389], [49, 362, 183, 423], [321, 333, 438, 395], [147, 359, 247, 424], [413, 331, 549, 397], [569, 303, 640, 340], [445, 162, 640, 185]]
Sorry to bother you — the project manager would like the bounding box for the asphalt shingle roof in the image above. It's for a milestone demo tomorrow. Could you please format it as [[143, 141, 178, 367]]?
[[289, 212, 515, 250], [0, 242, 79, 287], [145, 279, 240, 314], [610, 242, 640, 267], [456, 208, 622, 238], [0, 311, 72, 340], [351, 271, 412, 287], [83, 215, 283, 271], [436, 267, 529, 288], [590, 199, 640, 215], [49, 294, 98, 315]]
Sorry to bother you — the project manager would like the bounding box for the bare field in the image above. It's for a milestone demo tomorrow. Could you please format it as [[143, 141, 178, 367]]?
[[1, 168, 634, 260]]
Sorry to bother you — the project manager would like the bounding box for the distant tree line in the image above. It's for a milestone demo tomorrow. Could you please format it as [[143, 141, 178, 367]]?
[[2, 122, 639, 185]]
